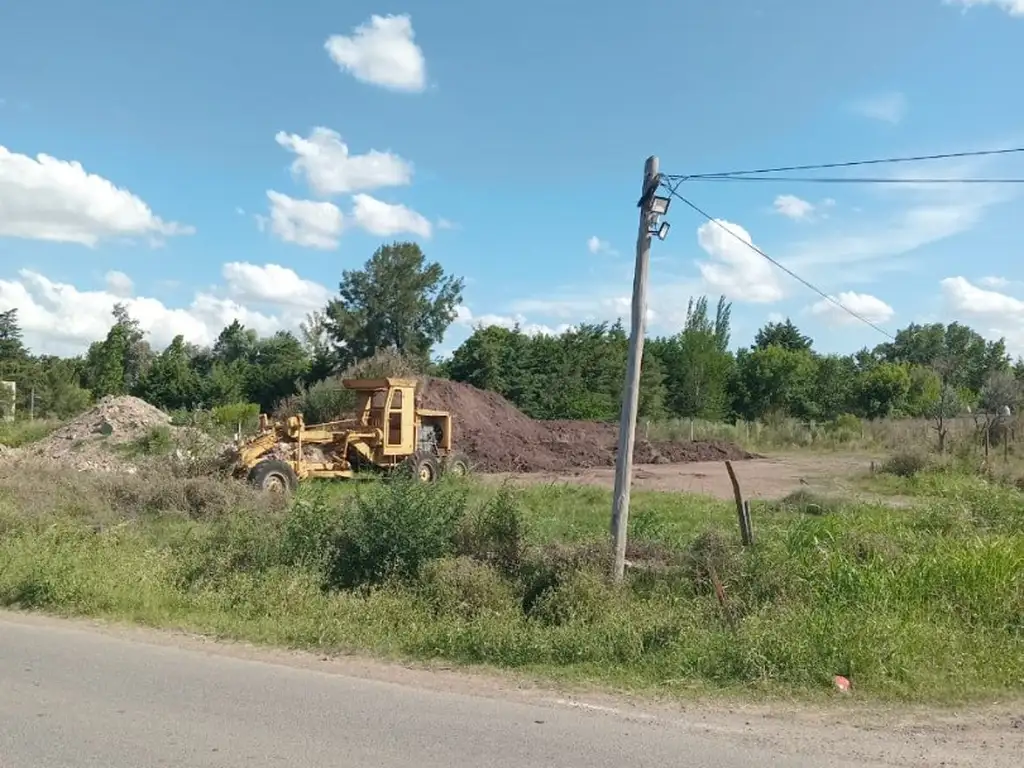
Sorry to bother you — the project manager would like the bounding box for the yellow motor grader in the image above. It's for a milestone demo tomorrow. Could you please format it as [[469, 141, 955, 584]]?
[[233, 377, 470, 493]]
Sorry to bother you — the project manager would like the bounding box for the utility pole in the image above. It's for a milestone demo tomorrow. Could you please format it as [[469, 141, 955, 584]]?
[[611, 156, 664, 583]]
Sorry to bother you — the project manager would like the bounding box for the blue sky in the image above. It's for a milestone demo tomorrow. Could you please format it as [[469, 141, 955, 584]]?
[[1, 0, 1024, 358]]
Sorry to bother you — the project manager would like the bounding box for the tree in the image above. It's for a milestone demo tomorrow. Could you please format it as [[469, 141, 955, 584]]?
[[650, 295, 734, 420], [136, 335, 202, 411], [245, 331, 310, 411], [0, 308, 28, 365], [731, 345, 817, 421], [324, 242, 464, 368], [754, 318, 812, 352], [83, 304, 152, 397], [852, 362, 911, 420]]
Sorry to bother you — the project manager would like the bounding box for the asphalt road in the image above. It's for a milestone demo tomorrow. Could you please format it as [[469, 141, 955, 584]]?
[[0, 615, 895, 768]]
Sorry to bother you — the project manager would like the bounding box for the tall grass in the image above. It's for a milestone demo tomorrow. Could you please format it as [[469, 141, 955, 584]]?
[[0, 418, 61, 448], [0, 461, 1020, 702], [646, 413, 1009, 455]]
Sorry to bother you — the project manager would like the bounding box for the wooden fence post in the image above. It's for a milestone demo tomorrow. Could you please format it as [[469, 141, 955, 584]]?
[[724, 460, 753, 547]]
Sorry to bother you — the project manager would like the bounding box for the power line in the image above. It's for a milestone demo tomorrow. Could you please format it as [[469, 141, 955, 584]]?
[[663, 146, 1024, 181], [688, 175, 1024, 184], [661, 184, 895, 340]]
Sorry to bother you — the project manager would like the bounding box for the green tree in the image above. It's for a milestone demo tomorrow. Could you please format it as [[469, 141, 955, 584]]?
[[731, 345, 817, 420], [650, 295, 734, 420], [82, 304, 152, 397], [754, 318, 813, 352], [245, 331, 310, 411], [0, 308, 29, 365], [852, 362, 911, 419], [136, 335, 202, 410], [324, 242, 464, 368]]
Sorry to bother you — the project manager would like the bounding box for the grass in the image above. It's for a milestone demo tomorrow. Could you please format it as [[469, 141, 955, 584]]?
[[0, 418, 61, 448], [0, 461, 1021, 704]]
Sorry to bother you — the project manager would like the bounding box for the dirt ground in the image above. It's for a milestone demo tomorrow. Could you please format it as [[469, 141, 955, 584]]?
[[484, 452, 883, 501]]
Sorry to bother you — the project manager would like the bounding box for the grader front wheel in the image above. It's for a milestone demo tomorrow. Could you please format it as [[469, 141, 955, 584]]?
[[404, 452, 440, 483], [442, 453, 471, 478], [247, 458, 299, 494]]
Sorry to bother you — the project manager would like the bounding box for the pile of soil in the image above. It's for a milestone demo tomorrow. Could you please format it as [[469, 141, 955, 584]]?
[[416, 378, 755, 473], [8, 395, 173, 473]]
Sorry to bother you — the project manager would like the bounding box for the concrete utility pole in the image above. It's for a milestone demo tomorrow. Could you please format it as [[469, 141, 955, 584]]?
[[611, 156, 662, 583]]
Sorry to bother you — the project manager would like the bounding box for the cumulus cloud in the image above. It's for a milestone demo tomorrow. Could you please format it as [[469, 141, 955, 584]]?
[[104, 270, 134, 297], [941, 275, 1024, 353], [0, 144, 192, 246], [221, 262, 331, 310], [325, 14, 427, 92], [696, 219, 784, 303], [0, 263, 331, 356], [945, 0, 1024, 16], [351, 193, 432, 238], [275, 127, 413, 197], [773, 194, 816, 221], [808, 291, 895, 327], [587, 235, 615, 254], [263, 190, 344, 249], [850, 91, 907, 124], [455, 305, 571, 337]]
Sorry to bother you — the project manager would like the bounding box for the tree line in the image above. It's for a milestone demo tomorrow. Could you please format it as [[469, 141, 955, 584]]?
[[1, 240, 1022, 428]]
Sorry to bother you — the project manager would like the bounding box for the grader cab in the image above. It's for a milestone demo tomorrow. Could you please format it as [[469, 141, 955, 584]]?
[[235, 377, 469, 493]]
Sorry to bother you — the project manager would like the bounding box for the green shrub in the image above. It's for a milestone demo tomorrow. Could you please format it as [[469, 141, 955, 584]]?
[[211, 402, 261, 433], [325, 479, 469, 590], [881, 449, 929, 478], [419, 557, 517, 620], [280, 487, 344, 571], [0, 419, 60, 447], [529, 568, 615, 626], [456, 485, 527, 576]]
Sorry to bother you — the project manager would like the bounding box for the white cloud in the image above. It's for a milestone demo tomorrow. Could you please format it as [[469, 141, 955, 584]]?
[[0, 144, 192, 246], [437, 218, 457, 230], [808, 291, 895, 327], [941, 275, 1024, 353], [0, 268, 300, 356], [325, 14, 426, 92], [945, 0, 1024, 16], [351, 193, 431, 238], [696, 219, 784, 303], [587, 235, 615, 254], [263, 190, 344, 250], [850, 92, 907, 124], [773, 194, 816, 221], [455, 305, 570, 337], [221, 262, 331, 310], [781, 147, 1022, 275], [104, 270, 134, 298], [275, 127, 413, 197], [979, 275, 1010, 288]]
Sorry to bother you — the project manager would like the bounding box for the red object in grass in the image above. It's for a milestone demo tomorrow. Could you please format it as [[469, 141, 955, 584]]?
[[833, 675, 851, 692]]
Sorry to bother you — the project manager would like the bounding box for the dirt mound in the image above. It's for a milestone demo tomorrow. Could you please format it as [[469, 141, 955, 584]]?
[[416, 378, 754, 473], [9, 395, 172, 473]]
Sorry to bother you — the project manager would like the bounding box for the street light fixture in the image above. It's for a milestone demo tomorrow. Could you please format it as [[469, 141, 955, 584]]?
[[653, 221, 670, 241], [651, 195, 671, 216]]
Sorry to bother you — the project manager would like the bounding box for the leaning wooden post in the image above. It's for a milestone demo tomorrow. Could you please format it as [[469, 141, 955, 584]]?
[[724, 460, 752, 547]]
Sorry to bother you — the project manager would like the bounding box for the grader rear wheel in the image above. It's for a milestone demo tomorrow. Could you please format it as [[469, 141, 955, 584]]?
[[442, 453, 471, 478]]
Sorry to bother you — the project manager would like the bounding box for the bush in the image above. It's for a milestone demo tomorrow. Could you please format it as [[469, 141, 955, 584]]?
[[419, 557, 517, 620], [881, 450, 929, 478], [456, 485, 527, 576], [529, 568, 615, 627], [325, 478, 469, 590], [0, 419, 60, 447], [211, 402, 261, 433]]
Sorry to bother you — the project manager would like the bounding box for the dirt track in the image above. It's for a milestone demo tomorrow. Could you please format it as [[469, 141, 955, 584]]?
[[484, 453, 881, 501]]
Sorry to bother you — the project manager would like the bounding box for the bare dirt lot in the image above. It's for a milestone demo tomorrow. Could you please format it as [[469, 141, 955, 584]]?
[[484, 453, 883, 501]]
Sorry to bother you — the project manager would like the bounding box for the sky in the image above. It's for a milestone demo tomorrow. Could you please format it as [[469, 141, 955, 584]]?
[[2, 0, 1024, 359]]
